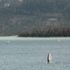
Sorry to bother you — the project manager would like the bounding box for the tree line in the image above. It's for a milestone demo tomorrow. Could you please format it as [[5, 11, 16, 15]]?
[[18, 23, 70, 37]]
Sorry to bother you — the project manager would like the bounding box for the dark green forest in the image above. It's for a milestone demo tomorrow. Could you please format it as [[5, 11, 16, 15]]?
[[0, 0, 70, 36]]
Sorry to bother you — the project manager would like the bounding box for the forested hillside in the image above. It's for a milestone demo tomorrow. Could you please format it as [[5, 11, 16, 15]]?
[[0, 0, 70, 36]]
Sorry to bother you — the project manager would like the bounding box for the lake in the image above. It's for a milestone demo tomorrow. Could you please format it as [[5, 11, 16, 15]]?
[[0, 37, 70, 70]]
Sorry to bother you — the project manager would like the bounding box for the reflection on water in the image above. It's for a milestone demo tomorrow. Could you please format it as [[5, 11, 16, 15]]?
[[0, 37, 70, 70]]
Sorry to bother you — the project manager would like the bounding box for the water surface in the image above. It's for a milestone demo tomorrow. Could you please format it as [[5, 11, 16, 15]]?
[[0, 37, 70, 70]]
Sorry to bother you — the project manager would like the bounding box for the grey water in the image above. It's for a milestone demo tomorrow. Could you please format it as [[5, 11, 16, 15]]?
[[0, 37, 70, 70]]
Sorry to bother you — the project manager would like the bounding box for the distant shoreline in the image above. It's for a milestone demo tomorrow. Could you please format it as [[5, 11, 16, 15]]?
[[0, 36, 70, 40]]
